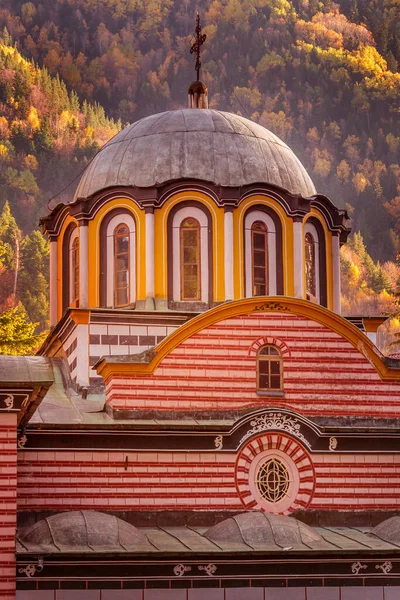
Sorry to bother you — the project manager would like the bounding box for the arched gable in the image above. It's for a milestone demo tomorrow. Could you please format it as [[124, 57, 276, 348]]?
[[95, 297, 400, 422], [96, 297, 395, 381]]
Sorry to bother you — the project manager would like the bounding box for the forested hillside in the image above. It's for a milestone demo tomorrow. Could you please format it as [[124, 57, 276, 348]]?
[[0, 0, 400, 351], [0, 38, 119, 341], [1, 0, 400, 259]]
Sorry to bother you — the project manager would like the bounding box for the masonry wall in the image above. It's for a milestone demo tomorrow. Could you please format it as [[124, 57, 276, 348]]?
[[89, 323, 176, 381], [105, 313, 400, 416], [1, 413, 18, 600], [17, 448, 400, 512]]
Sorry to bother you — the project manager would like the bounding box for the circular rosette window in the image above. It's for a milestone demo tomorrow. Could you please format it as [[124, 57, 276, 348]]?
[[235, 434, 315, 514]]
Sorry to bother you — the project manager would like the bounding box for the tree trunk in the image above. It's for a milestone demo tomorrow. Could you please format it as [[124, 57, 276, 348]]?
[[12, 234, 19, 305]]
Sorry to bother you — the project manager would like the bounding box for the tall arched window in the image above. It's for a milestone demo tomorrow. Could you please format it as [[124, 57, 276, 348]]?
[[100, 210, 136, 308], [180, 217, 201, 301], [257, 345, 282, 391], [252, 221, 268, 296], [71, 235, 79, 307], [244, 208, 282, 298], [114, 223, 130, 307], [305, 232, 316, 300]]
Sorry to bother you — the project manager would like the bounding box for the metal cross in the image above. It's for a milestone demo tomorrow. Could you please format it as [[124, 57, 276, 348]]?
[[190, 13, 206, 81]]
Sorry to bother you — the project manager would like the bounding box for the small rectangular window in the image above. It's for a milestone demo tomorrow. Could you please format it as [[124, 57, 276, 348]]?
[[257, 345, 283, 391]]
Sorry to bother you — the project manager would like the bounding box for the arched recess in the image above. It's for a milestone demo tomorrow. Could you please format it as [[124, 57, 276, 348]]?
[[304, 217, 327, 308], [62, 222, 78, 312], [244, 206, 283, 296], [99, 209, 136, 308], [167, 201, 213, 309]]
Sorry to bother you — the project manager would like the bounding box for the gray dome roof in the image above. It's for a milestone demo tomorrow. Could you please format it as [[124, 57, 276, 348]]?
[[204, 511, 324, 549], [17, 510, 153, 553], [74, 109, 316, 201], [369, 516, 400, 544]]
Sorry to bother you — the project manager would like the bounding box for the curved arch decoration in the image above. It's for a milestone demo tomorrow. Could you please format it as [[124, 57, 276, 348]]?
[[95, 296, 396, 382], [235, 431, 315, 514], [248, 336, 291, 357]]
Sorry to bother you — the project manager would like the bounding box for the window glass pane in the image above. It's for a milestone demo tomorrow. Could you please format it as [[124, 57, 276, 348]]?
[[181, 219, 200, 301], [183, 229, 197, 245], [252, 224, 268, 297], [184, 264, 198, 278], [254, 266, 266, 281], [71, 237, 79, 303], [182, 219, 197, 228], [257, 346, 282, 391], [184, 247, 198, 263], [254, 284, 266, 295], [259, 347, 270, 356], [116, 289, 128, 306], [270, 361, 280, 375], [253, 232, 266, 250], [270, 375, 281, 389], [114, 224, 130, 307], [254, 251, 266, 268], [305, 233, 316, 297], [259, 360, 270, 374], [116, 255, 129, 271], [116, 236, 129, 253], [116, 271, 128, 287], [183, 280, 198, 299]]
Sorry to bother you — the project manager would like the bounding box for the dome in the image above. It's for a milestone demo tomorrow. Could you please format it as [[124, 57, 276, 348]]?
[[369, 516, 400, 544], [204, 511, 324, 549], [74, 109, 316, 202], [17, 510, 153, 552]]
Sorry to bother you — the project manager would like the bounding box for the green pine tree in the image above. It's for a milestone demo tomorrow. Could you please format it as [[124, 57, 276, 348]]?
[[0, 305, 47, 355], [0, 201, 22, 305], [19, 230, 49, 330]]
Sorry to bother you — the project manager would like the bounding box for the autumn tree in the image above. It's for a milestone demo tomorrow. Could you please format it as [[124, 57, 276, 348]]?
[[0, 305, 46, 355]]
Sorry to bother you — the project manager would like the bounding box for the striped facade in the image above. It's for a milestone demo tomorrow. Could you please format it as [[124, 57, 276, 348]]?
[[16, 446, 400, 513], [105, 313, 400, 417], [0, 414, 17, 600]]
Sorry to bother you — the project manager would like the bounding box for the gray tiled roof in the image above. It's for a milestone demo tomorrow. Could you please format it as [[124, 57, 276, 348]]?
[[73, 109, 316, 202], [16, 511, 400, 555]]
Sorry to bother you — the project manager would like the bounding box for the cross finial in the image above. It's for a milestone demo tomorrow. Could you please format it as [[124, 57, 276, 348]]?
[[190, 12, 206, 81]]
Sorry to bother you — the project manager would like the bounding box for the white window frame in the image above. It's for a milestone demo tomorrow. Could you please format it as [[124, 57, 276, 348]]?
[[304, 221, 320, 303], [106, 213, 136, 308], [172, 207, 209, 303], [245, 210, 277, 297]]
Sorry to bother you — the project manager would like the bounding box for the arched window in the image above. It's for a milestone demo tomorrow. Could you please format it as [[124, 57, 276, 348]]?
[[114, 223, 130, 307], [180, 217, 201, 301], [71, 235, 79, 307], [100, 211, 136, 308], [305, 232, 316, 300], [252, 221, 268, 296], [244, 208, 282, 298], [257, 345, 282, 391]]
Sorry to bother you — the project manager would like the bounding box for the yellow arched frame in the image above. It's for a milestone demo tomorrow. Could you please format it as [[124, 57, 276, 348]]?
[[233, 196, 294, 298], [57, 214, 78, 320], [303, 209, 333, 310], [89, 199, 146, 307], [96, 296, 400, 382], [154, 191, 225, 303]]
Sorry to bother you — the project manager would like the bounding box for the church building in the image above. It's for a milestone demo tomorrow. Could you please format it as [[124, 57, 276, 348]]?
[[2, 19, 400, 600]]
